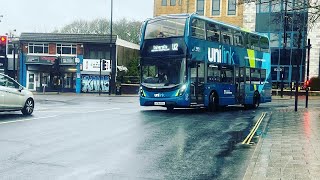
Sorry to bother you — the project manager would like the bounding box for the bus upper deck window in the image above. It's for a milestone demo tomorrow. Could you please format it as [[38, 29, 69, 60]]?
[[220, 26, 233, 45], [191, 19, 205, 39], [260, 37, 269, 52], [206, 23, 220, 42]]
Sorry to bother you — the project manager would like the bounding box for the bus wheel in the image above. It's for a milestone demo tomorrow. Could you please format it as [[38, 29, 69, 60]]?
[[208, 92, 218, 112]]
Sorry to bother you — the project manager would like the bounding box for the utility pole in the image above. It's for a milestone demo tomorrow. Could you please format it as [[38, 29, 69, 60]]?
[[294, 31, 302, 112], [305, 39, 311, 108], [99, 58, 102, 96], [109, 0, 114, 95], [281, 0, 288, 98]]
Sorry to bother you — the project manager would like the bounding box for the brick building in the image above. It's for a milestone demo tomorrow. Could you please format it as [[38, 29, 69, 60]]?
[[19, 33, 139, 93]]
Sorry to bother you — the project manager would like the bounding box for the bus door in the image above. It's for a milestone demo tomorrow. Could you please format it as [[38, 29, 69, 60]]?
[[236, 67, 246, 104], [190, 62, 205, 105]]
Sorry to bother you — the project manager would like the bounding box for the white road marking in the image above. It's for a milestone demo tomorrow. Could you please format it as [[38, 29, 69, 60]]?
[[0, 115, 59, 125], [0, 108, 121, 125]]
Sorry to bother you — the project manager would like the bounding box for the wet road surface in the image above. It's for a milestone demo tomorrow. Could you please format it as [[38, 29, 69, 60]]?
[[0, 95, 281, 179]]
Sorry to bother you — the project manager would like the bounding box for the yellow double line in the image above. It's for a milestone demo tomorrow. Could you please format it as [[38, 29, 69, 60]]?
[[242, 112, 267, 145]]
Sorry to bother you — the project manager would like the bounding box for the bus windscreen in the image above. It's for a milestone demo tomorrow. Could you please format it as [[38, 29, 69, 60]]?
[[144, 18, 187, 39]]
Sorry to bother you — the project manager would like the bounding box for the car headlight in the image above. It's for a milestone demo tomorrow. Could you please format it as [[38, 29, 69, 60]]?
[[140, 87, 146, 97], [176, 84, 187, 96]]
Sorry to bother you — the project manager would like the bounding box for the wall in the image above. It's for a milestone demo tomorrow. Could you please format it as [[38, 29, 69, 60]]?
[[154, 0, 244, 27]]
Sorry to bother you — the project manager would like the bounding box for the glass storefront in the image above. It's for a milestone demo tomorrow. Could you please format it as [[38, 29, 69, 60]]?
[[256, 1, 308, 85]]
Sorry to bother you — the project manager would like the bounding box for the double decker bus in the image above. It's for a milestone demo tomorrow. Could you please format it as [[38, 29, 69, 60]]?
[[139, 14, 271, 111]]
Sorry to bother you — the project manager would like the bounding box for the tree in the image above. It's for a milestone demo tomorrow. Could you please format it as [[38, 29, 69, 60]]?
[[54, 18, 142, 44]]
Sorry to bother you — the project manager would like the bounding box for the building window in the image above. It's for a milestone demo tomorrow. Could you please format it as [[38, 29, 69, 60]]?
[[56, 44, 77, 55], [162, 0, 167, 6], [227, 0, 236, 15], [197, 0, 205, 15], [28, 43, 49, 54], [212, 0, 220, 16], [170, 0, 176, 6], [179, 0, 182, 5]]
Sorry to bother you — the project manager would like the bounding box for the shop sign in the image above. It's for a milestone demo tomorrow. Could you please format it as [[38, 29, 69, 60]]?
[[26, 56, 55, 64], [82, 59, 111, 72], [60, 58, 75, 65]]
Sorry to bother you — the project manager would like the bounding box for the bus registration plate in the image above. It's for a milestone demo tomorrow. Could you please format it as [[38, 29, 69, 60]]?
[[154, 102, 165, 105]]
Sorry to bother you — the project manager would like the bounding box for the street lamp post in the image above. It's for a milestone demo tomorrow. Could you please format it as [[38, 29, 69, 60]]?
[[281, 0, 288, 98], [109, 0, 115, 95], [6, 29, 17, 79]]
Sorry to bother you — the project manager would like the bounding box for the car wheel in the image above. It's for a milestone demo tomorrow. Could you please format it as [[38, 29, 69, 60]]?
[[21, 98, 34, 115]]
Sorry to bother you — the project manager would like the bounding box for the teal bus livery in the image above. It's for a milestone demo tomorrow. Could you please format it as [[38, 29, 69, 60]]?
[[139, 14, 272, 111]]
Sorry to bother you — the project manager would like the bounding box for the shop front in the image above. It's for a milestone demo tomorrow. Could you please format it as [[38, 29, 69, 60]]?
[[25, 56, 77, 92], [81, 59, 111, 93]]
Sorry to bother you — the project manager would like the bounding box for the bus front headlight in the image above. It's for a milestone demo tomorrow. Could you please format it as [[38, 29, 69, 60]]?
[[140, 87, 146, 97], [177, 84, 187, 96]]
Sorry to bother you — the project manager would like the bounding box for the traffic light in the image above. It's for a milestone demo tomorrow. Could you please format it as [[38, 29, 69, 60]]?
[[101, 59, 110, 71], [102, 59, 106, 71], [305, 80, 310, 88], [0, 35, 7, 57]]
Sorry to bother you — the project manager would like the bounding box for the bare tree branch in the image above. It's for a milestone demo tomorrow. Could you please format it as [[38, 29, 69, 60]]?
[[55, 18, 142, 44]]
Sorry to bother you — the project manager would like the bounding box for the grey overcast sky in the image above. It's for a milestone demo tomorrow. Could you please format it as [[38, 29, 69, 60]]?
[[0, 0, 154, 35]]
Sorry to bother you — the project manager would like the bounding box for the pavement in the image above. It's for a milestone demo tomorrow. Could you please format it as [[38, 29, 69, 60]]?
[[244, 106, 320, 180]]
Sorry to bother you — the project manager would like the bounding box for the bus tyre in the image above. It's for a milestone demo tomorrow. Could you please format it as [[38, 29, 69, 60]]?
[[208, 92, 218, 112]]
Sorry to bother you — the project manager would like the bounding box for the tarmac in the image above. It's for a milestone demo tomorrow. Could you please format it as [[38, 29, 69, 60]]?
[[33, 92, 320, 179], [244, 106, 320, 180]]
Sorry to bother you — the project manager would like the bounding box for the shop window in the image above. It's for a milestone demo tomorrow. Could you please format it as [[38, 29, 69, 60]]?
[[206, 22, 220, 42], [191, 18, 205, 39], [28, 43, 49, 54], [57, 44, 77, 55], [212, 0, 220, 16]]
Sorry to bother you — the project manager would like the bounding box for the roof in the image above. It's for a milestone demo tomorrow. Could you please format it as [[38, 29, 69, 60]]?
[[19, 33, 118, 44], [116, 38, 139, 50]]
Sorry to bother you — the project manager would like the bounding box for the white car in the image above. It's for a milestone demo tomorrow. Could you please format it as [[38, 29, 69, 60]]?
[[0, 73, 34, 115]]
